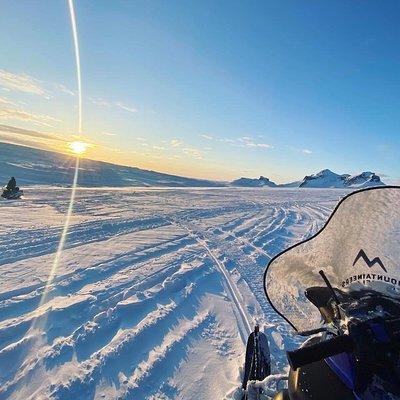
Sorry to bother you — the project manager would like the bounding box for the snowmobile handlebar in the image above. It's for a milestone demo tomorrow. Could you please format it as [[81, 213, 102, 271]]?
[[287, 335, 354, 370]]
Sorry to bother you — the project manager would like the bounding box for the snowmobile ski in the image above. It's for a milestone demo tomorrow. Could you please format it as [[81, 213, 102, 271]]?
[[242, 325, 271, 399]]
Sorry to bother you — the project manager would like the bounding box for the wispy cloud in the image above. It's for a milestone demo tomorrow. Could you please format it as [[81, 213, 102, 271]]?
[[171, 139, 183, 147], [0, 133, 57, 151], [215, 136, 275, 150], [0, 96, 17, 106], [302, 149, 312, 154], [107, 146, 123, 153], [0, 124, 115, 158], [0, 123, 64, 142], [168, 138, 205, 160], [115, 102, 137, 113], [200, 134, 213, 140], [235, 136, 273, 149], [102, 131, 116, 136], [182, 147, 203, 160], [245, 141, 273, 149], [218, 138, 235, 144], [0, 69, 49, 97], [136, 137, 146, 142], [54, 83, 75, 96], [0, 107, 60, 127], [89, 97, 111, 107], [90, 97, 138, 113]]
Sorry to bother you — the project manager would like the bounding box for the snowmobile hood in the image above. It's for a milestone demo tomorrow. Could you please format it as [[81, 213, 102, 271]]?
[[264, 186, 400, 331]]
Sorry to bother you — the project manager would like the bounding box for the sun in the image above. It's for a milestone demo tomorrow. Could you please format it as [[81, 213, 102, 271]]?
[[69, 141, 88, 155]]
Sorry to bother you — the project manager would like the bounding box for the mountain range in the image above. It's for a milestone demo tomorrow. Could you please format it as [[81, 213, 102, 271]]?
[[231, 169, 385, 188], [0, 142, 385, 189]]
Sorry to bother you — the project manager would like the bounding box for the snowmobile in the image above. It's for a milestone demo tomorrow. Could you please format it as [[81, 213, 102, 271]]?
[[241, 186, 400, 400], [1, 186, 23, 200]]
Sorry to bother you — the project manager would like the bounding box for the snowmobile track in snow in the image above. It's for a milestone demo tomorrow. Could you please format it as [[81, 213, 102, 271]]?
[[0, 187, 345, 400]]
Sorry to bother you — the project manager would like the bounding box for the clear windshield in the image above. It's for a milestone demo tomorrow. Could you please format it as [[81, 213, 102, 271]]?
[[264, 187, 400, 331]]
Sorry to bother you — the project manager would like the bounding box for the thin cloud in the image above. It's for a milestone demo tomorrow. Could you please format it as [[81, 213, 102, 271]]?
[[169, 138, 204, 159], [218, 138, 235, 144], [102, 131, 116, 136], [0, 124, 110, 157], [0, 133, 55, 151], [302, 149, 312, 154], [200, 134, 213, 140], [115, 102, 137, 113], [245, 142, 273, 149], [54, 83, 75, 96], [89, 97, 111, 107], [0, 123, 64, 142], [171, 139, 183, 147], [0, 107, 61, 127], [90, 97, 138, 113], [0, 69, 49, 97], [108, 147, 123, 153], [182, 147, 203, 160], [0, 96, 17, 106], [237, 136, 273, 149]]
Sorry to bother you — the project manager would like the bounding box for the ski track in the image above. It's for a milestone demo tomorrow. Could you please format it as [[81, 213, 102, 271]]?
[[0, 187, 347, 399]]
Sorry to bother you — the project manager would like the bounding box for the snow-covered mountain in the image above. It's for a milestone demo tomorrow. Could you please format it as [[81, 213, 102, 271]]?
[[231, 169, 385, 189], [231, 176, 277, 187], [344, 171, 384, 188], [0, 142, 221, 187], [299, 169, 385, 188]]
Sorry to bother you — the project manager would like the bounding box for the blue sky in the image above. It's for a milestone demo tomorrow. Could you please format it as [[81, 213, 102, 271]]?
[[0, 0, 399, 183]]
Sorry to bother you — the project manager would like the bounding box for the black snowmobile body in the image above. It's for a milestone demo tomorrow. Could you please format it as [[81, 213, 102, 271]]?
[[274, 358, 353, 400], [273, 285, 400, 399], [272, 288, 355, 400], [289, 287, 353, 400], [1, 187, 23, 200]]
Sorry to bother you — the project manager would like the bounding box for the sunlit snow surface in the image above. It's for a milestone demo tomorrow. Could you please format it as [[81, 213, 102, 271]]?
[[0, 187, 346, 400]]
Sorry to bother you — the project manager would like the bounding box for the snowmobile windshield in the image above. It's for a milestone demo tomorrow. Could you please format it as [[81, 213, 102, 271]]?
[[264, 186, 400, 331]]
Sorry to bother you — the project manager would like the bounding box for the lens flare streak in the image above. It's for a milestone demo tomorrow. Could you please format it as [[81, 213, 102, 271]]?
[[32, 0, 83, 320], [68, 0, 82, 135], [38, 158, 80, 307]]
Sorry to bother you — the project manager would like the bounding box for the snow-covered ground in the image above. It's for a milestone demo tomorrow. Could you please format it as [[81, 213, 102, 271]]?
[[0, 187, 347, 400]]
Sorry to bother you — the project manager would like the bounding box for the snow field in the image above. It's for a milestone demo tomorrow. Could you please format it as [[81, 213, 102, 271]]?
[[0, 187, 345, 399]]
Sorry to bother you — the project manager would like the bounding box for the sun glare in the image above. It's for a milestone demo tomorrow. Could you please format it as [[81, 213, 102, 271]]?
[[69, 140, 88, 155]]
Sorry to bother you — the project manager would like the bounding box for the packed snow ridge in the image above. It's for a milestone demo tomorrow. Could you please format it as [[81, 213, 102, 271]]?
[[231, 169, 385, 189]]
